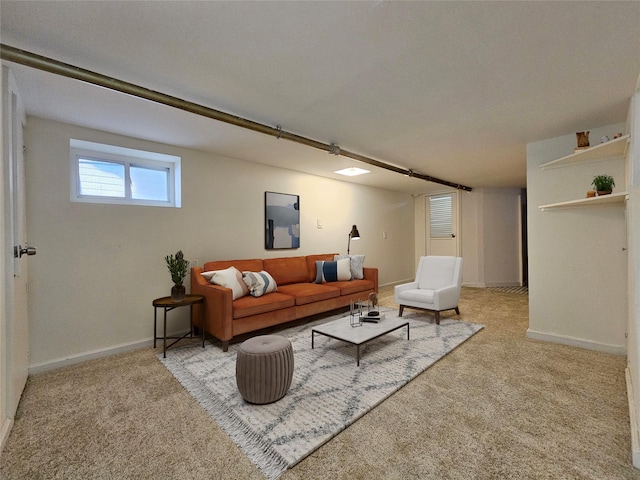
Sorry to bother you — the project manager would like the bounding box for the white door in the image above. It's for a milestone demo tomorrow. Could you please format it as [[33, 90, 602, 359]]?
[[2, 66, 30, 421], [427, 192, 460, 256]]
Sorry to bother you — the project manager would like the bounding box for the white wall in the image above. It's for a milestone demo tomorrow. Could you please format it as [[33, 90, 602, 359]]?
[[459, 188, 522, 287], [460, 190, 482, 285], [482, 189, 521, 285], [413, 195, 426, 273], [527, 122, 628, 354], [25, 117, 415, 371]]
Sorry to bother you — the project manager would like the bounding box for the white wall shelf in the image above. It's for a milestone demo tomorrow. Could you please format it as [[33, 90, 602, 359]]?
[[538, 132, 630, 210], [539, 191, 628, 211], [539, 134, 630, 169]]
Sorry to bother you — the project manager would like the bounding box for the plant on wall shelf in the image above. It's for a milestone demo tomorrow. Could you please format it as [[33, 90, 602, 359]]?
[[591, 174, 615, 195], [165, 250, 190, 301]]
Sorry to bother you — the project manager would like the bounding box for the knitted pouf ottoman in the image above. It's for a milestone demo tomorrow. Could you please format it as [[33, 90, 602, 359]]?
[[236, 334, 294, 404]]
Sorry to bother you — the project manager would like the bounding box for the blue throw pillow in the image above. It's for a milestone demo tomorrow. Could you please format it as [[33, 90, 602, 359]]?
[[315, 258, 352, 283]]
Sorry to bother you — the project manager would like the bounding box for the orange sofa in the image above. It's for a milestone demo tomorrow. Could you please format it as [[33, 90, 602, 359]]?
[[190, 253, 378, 351]]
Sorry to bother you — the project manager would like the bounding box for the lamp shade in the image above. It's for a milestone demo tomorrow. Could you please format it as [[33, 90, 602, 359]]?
[[347, 225, 360, 254]]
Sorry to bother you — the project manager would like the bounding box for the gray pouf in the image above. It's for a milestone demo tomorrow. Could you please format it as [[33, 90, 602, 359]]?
[[236, 334, 294, 404]]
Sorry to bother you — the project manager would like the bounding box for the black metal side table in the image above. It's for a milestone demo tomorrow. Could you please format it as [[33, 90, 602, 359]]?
[[153, 294, 205, 358]]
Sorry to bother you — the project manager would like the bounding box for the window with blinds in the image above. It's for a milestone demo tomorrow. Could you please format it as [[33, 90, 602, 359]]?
[[429, 195, 452, 238]]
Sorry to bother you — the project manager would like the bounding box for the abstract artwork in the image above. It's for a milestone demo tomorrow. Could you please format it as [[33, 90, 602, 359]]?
[[265, 191, 300, 249]]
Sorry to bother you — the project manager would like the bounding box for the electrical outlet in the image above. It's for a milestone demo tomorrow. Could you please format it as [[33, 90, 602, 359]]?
[[317, 219, 323, 229], [383, 231, 388, 239], [188, 259, 199, 269]]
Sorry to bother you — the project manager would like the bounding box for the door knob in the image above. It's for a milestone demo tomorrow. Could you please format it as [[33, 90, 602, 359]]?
[[451, 233, 456, 238], [14, 245, 36, 258]]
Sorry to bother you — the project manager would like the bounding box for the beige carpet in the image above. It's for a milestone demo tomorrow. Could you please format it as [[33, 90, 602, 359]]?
[[2, 286, 638, 480]]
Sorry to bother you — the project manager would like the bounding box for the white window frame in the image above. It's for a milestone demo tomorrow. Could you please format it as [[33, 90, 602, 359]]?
[[70, 139, 181, 207]]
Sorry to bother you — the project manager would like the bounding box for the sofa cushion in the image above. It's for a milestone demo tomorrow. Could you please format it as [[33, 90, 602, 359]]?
[[232, 292, 296, 319], [242, 271, 278, 297], [315, 258, 351, 283], [328, 279, 374, 296], [263, 256, 309, 286], [201, 266, 249, 300], [334, 254, 366, 280], [277, 283, 340, 306]]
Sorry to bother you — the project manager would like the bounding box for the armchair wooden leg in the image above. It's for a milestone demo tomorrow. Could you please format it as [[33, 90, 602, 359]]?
[[455, 307, 460, 315], [435, 311, 440, 325], [399, 305, 405, 317], [222, 341, 229, 352]]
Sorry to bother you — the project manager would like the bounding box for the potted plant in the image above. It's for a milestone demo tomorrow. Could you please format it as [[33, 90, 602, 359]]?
[[165, 250, 189, 301], [591, 174, 615, 196]]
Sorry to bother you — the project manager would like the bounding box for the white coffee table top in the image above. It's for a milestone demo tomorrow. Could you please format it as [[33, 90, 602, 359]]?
[[312, 314, 409, 345]]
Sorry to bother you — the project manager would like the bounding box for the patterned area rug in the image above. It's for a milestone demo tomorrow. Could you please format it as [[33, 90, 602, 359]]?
[[159, 309, 483, 479]]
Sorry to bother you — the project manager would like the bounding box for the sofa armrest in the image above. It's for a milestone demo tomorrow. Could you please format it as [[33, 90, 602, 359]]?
[[363, 267, 378, 292], [190, 266, 234, 345]]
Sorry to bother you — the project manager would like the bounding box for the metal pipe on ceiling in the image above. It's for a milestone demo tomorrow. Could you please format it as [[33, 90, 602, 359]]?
[[1, 43, 473, 192]]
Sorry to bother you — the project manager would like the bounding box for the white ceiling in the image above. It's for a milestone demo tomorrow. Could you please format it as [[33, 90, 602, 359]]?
[[1, 1, 639, 194]]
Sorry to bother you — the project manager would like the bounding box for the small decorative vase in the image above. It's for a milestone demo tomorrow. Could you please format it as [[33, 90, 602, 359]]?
[[171, 285, 186, 302], [586, 190, 596, 198], [576, 131, 590, 148]]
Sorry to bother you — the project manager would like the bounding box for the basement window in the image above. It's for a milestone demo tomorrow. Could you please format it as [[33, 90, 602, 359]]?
[[70, 139, 181, 207]]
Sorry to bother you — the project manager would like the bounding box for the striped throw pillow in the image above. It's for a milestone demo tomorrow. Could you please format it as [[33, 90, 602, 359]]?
[[242, 271, 278, 297]]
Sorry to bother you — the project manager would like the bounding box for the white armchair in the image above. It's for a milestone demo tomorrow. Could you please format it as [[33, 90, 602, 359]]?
[[394, 256, 463, 325]]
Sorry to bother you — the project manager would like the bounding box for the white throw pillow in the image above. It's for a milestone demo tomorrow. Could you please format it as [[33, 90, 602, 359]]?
[[242, 271, 278, 297], [334, 254, 365, 280], [201, 266, 248, 300]]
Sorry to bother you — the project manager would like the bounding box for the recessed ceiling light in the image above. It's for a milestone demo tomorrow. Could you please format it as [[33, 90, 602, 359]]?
[[334, 167, 370, 177]]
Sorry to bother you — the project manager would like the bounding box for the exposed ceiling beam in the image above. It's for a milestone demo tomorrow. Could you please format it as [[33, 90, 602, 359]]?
[[1, 43, 473, 192]]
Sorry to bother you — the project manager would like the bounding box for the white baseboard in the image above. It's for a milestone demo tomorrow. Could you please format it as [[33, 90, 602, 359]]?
[[28, 338, 155, 375], [462, 282, 523, 288], [526, 328, 626, 355], [626, 367, 640, 469], [380, 279, 414, 288], [0, 416, 13, 455]]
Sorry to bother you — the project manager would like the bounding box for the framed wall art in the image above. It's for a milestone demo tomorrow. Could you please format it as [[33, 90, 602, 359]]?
[[265, 191, 300, 249]]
